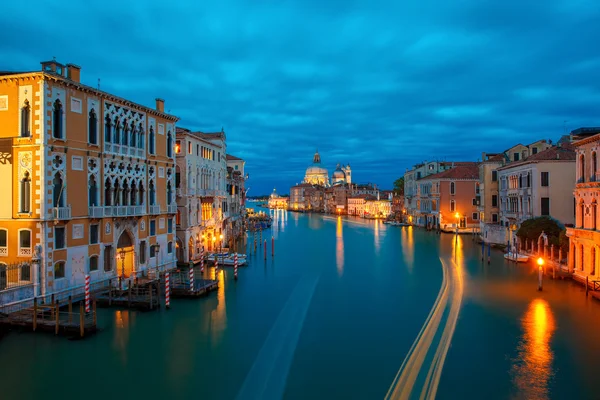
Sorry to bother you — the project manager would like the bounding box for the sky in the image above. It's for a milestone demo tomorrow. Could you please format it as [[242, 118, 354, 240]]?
[[1, 1, 599, 195]]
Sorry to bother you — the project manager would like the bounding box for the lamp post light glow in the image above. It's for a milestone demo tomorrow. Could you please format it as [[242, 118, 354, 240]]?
[[537, 257, 544, 291]]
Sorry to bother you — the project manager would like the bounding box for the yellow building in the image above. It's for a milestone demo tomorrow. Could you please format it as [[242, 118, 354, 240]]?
[[268, 188, 289, 209], [566, 128, 600, 281], [0, 60, 178, 303]]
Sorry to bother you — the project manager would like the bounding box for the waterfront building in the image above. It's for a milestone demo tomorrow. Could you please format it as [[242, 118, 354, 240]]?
[[392, 194, 404, 216], [419, 164, 480, 231], [497, 143, 575, 245], [289, 183, 314, 211], [303, 150, 330, 186], [268, 188, 288, 209], [225, 154, 246, 246], [174, 127, 227, 260], [348, 194, 371, 217], [365, 192, 392, 218], [566, 128, 600, 280], [0, 60, 178, 303], [478, 141, 553, 244]]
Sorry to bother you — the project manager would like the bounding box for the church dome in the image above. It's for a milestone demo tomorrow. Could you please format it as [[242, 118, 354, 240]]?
[[332, 163, 345, 180]]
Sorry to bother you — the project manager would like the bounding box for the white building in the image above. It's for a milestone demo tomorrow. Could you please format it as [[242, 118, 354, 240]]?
[[175, 127, 227, 262]]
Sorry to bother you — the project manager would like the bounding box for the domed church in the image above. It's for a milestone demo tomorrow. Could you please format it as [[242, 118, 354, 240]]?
[[302, 150, 351, 187]]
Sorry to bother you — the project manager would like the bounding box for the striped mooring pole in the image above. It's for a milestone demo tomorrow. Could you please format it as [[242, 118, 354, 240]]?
[[165, 272, 171, 309], [215, 255, 219, 278], [189, 266, 194, 291], [234, 254, 238, 280], [84, 274, 90, 313], [200, 247, 205, 273]]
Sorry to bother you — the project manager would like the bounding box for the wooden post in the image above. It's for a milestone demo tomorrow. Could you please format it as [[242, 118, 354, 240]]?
[[51, 294, 55, 319], [149, 281, 154, 310], [128, 281, 132, 308], [79, 302, 84, 338], [55, 300, 60, 335], [68, 295, 73, 324], [93, 299, 97, 326], [109, 284, 113, 306], [559, 248, 563, 266], [33, 297, 38, 332], [586, 276, 589, 296]]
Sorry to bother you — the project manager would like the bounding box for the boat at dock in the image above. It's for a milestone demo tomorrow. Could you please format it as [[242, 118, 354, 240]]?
[[504, 252, 529, 263]]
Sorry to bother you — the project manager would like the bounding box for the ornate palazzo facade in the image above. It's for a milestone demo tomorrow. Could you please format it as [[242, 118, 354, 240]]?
[[0, 60, 178, 303]]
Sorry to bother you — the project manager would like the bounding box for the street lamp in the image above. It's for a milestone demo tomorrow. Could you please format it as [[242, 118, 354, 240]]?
[[219, 233, 224, 266], [154, 243, 161, 274], [537, 257, 544, 291]]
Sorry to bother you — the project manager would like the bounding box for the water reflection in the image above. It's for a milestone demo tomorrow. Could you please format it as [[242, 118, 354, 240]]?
[[113, 310, 131, 363], [336, 216, 344, 277], [511, 298, 555, 400], [374, 220, 381, 254], [401, 226, 414, 271], [210, 270, 228, 345]]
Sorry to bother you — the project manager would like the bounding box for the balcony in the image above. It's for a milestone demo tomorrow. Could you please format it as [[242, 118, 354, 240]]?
[[167, 204, 177, 214], [149, 204, 161, 215], [89, 206, 104, 218], [18, 247, 32, 257], [0, 247, 6, 257], [52, 206, 71, 220]]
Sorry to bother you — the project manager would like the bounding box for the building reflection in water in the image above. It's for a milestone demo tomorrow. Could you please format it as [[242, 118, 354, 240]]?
[[401, 226, 414, 271], [113, 310, 131, 364], [336, 216, 344, 277], [374, 220, 381, 254], [210, 270, 228, 346], [511, 298, 555, 400]]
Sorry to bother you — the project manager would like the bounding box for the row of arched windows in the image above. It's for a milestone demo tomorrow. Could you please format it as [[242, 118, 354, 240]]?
[[579, 152, 598, 183]]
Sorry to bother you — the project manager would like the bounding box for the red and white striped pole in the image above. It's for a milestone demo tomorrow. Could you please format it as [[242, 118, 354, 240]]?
[[165, 272, 171, 309], [200, 247, 205, 273], [214, 256, 219, 279], [234, 254, 238, 280], [84, 274, 90, 313], [189, 267, 194, 291]]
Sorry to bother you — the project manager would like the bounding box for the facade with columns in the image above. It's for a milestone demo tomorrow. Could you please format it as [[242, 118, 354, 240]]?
[[0, 60, 178, 304], [566, 128, 600, 280], [174, 127, 228, 263]]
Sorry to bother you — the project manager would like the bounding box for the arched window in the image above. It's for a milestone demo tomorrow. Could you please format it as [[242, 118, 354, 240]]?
[[122, 181, 129, 206], [88, 109, 98, 144], [579, 201, 585, 228], [450, 199, 456, 212], [149, 180, 156, 205], [593, 152, 598, 182], [580, 154, 586, 182], [122, 120, 129, 146], [138, 182, 145, 205], [149, 126, 155, 154], [88, 175, 98, 207], [53, 99, 63, 139], [113, 179, 121, 206], [167, 181, 172, 205], [21, 100, 30, 137], [176, 210, 181, 225], [20, 171, 31, 213], [580, 245, 585, 271], [592, 200, 597, 231], [167, 132, 173, 158], [130, 121, 136, 148], [104, 178, 112, 206], [450, 182, 455, 195], [113, 118, 120, 145], [138, 124, 145, 150], [54, 261, 65, 279], [0, 229, 7, 255], [18, 229, 31, 256], [130, 182, 138, 206], [104, 115, 112, 143], [53, 172, 64, 207]]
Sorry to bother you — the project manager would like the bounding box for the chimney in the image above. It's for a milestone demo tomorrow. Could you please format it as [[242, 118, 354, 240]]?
[[66, 64, 81, 83], [156, 98, 165, 113]]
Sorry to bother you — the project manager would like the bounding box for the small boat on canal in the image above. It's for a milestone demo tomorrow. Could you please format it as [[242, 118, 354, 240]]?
[[504, 252, 529, 263]]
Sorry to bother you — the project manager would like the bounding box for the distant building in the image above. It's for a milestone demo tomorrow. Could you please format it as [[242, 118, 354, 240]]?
[[268, 188, 288, 209], [566, 128, 600, 280], [303, 150, 330, 186], [419, 164, 480, 231]]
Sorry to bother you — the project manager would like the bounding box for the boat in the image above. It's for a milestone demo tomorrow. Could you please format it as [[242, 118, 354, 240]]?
[[206, 252, 247, 262], [218, 256, 248, 267], [504, 252, 529, 263]]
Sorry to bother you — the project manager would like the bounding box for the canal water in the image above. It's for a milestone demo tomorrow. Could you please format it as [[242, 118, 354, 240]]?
[[1, 209, 600, 399]]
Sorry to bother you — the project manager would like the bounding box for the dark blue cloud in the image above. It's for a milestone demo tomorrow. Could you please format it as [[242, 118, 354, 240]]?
[[2, 0, 599, 194]]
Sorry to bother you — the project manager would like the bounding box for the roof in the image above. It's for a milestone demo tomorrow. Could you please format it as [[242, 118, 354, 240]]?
[[497, 144, 575, 170], [573, 133, 600, 147], [226, 154, 243, 161], [486, 154, 505, 162], [421, 164, 479, 180], [0, 70, 178, 122], [176, 127, 225, 146]]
